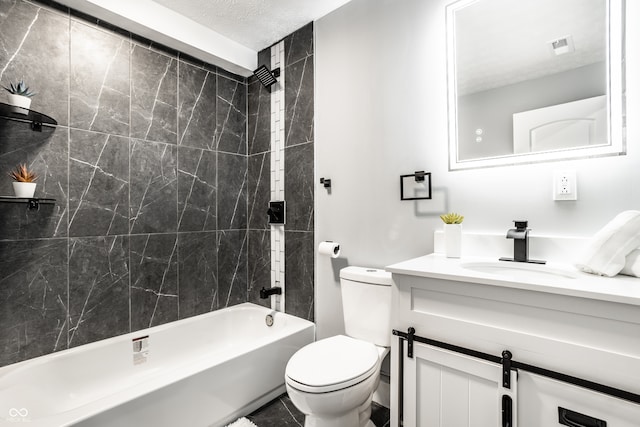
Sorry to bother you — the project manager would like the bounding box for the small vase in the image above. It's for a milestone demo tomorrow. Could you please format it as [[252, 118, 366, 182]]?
[[444, 223, 462, 258], [12, 182, 36, 198], [7, 94, 31, 114]]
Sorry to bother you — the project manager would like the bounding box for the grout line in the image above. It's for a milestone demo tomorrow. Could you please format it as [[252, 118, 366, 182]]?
[[66, 5, 71, 349], [215, 72, 220, 311], [127, 31, 133, 334], [175, 57, 181, 319]]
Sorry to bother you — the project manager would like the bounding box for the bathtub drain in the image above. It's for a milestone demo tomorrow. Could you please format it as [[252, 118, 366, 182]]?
[[265, 314, 274, 327]]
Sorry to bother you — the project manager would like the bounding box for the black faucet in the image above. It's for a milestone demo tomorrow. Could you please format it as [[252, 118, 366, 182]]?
[[499, 220, 546, 264], [260, 286, 282, 299]]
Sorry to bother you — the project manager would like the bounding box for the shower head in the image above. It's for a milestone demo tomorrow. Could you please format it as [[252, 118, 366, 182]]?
[[253, 65, 280, 88]]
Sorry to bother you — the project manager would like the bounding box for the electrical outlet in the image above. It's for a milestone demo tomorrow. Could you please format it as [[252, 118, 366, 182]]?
[[553, 170, 577, 201]]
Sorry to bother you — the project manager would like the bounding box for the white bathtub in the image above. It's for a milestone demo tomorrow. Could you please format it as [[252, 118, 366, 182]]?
[[0, 303, 315, 427]]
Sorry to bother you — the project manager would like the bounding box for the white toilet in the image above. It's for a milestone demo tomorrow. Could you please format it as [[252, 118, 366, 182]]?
[[285, 266, 392, 427]]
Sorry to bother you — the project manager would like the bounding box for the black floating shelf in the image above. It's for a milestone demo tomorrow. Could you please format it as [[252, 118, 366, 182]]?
[[0, 102, 57, 131], [0, 196, 56, 210]]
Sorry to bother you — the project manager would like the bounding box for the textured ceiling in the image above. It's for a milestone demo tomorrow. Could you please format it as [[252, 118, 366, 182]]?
[[150, 0, 353, 51], [455, 0, 607, 95]]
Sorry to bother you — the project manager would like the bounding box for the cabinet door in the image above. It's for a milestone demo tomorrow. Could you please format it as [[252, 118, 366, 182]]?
[[518, 372, 640, 427], [402, 341, 517, 427]]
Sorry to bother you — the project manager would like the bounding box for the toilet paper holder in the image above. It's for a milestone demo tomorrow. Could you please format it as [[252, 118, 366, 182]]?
[[318, 241, 341, 258]]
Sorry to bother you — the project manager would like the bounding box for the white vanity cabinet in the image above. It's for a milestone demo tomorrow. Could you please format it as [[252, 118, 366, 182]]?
[[400, 339, 517, 427], [518, 372, 640, 427], [388, 254, 640, 427]]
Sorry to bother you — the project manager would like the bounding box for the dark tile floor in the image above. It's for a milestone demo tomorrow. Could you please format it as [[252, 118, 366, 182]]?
[[248, 393, 390, 427]]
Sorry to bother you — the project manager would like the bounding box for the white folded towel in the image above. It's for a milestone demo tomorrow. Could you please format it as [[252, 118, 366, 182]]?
[[620, 248, 640, 277], [575, 210, 640, 277]]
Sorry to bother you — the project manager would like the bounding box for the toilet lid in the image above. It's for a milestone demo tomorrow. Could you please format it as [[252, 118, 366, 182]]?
[[285, 335, 379, 393]]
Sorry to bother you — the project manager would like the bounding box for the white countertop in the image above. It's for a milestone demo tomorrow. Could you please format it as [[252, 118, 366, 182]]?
[[387, 254, 640, 307]]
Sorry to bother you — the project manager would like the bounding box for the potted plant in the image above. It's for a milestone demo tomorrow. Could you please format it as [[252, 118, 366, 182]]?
[[440, 212, 464, 258], [3, 79, 36, 113], [9, 163, 38, 198]]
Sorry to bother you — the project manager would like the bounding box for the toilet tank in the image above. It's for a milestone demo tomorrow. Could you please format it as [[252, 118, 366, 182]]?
[[339, 266, 392, 347]]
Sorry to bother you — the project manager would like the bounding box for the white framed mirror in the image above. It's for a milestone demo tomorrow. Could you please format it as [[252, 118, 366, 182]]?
[[446, 0, 626, 170]]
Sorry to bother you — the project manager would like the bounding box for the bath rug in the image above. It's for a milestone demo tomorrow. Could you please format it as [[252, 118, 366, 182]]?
[[225, 417, 258, 427]]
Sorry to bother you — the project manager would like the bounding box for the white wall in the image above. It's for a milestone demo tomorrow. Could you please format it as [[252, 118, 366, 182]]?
[[314, 0, 640, 339]]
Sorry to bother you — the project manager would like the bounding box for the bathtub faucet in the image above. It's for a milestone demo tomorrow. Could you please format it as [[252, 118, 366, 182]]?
[[260, 286, 282, 299]]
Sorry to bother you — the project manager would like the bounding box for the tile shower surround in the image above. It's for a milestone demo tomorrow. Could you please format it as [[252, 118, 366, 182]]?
[[0, 0, 314, 367], [248, 23, 315, 321]]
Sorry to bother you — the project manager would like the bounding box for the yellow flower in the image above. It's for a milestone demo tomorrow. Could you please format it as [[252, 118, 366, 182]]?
[[440, 212, 464, 224]]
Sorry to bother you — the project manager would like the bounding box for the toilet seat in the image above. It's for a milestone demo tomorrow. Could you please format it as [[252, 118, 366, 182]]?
[[285, 335, 379, 394]]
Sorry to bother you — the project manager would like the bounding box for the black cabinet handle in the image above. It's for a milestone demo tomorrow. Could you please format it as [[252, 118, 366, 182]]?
[[501, 395, 512, 427], [558, 407, 607, 427]]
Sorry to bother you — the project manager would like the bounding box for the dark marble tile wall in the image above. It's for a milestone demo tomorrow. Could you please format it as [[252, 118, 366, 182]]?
[[130, 233, 179, 331], [68, 235, 130, 348], [247, 23, 315, 320], [69, 20, 129, 135], [0, 0, 248, 367], [0, 0, 69, 125], [0, 238, 68, 362], [178, 231, 218, 317], [283, 23, 315, 321], [284, 23, 315, 149]]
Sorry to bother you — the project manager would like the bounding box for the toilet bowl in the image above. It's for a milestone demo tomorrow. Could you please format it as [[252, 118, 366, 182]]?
[[285, 335, 389, 427], [285, 267, 393, 427]]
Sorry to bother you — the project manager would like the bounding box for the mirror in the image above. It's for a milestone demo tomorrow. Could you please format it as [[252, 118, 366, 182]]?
[[446, 0, 626, 170]]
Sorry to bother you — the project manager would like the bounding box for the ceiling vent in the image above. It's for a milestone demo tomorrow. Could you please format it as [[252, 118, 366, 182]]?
[[549, 35, 575, 56]]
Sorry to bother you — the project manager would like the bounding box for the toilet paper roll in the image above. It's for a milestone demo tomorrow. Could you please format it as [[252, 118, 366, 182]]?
[[318, 241, 341, 258]]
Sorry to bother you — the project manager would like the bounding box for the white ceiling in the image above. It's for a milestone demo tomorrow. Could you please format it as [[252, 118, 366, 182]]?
[[55, 0, 353, 76], [55, 0, 607, 82], [150, 0, 353, 51], [455, 0, 607, 95]]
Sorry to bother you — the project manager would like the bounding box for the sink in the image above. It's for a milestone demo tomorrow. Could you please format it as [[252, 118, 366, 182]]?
[[460, 261, 578, 280]]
